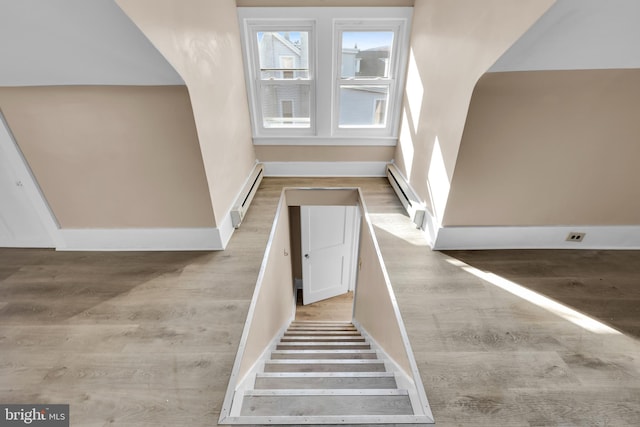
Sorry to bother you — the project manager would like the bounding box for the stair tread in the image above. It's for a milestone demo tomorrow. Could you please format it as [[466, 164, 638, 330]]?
[[272, 349, 377, 360], [264, 361, 385, 373], [241, 394, 414, 416], [281, 336, 365, 341], [271, 348, 377, 354], [277, 344, 371, 351], [267, 359, 383, 364], [254, 375, 397, 390], [264, 360, 385, 365], [284, 334, 362, 338], [257, 372, 395, 378], [290, 321, 354, 324], [285, 328, 360, 334], [287, 325, 358, 331], [285, 330, 361, 335], [227, 414, 433, 425], [246, 389, 408, 396], [277, 342, 370, 346]]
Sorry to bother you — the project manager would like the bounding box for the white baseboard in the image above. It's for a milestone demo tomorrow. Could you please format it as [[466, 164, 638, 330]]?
[[218, 212, 236, 250], [262, 161, 388, 177], [57, 227, 225, 251], [433, 225, 640, 250], [53, 164, 274, 251]]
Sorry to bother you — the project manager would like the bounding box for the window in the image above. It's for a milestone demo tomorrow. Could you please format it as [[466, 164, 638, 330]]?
[[238, 8, 412, 145], [249, 28, 313, 131], [337, 30, 394, 129]]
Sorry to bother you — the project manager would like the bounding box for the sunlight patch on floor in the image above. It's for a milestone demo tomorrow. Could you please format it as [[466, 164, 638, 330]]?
[[369, 213, 429, 247], [446, 258, 622, 335]]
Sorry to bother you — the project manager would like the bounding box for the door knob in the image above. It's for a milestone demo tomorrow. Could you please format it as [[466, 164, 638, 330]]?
[[304, 253, 310, 259]]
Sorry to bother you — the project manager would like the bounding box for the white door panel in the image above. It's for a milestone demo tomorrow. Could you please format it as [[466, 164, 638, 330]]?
[[301, 205, 359, 305]]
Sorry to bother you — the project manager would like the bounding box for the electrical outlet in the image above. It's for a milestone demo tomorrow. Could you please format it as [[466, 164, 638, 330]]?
[[566, 232, 585, 242]]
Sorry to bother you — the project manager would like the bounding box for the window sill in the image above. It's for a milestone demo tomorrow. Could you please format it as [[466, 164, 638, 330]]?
[[252, 136, 397, 146]]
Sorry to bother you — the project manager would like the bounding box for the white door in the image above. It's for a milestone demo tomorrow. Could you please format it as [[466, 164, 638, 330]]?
[[0, 117, 54, 248], [300, 205, 359, 305]]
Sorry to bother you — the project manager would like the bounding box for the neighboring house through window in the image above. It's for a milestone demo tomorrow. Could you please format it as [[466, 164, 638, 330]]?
[[238, 7, 412, 146], [281, 99, 294, 122]]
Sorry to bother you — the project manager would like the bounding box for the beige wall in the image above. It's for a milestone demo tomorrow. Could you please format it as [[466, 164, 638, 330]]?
[[0, 86, 214, 229], [116, 0, 256, 226], [353, 214, 412, 375], [255, 145, 394, 163], [444, 69, 640, 226], [394, 0, 554, 222], [238, 193, 294, 380]]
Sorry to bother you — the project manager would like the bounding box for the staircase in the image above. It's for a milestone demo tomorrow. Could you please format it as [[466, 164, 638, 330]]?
[[236, 320, 430, 425]]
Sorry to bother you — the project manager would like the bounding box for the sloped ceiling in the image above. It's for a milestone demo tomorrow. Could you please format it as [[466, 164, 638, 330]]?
[[0, 0, 183, 85], [4, 1, 637, 83], [441, 0, 640, 241], [491, 0, 640, 72]]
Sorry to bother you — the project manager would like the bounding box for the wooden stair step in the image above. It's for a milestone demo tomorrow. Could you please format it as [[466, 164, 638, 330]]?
[[290, 322, 355, 326], [287, 327, 358, 333], [271, 349, 377, 360], [289, 322, 356, 329], [280, 336, 365, 342], [284, 330, 361, 336], [254, 373, 397, 389], [254, 372, 395, 377], [241, 390, 413, 416], [264, 359, 386, 373], [289, 323, 356, 330], [276, 342, 371, 350]]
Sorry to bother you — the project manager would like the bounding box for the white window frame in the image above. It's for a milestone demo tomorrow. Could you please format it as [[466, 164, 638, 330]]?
[[333, 20, 405, 138], [240, 18, 316, 137], [238, 7, 412, 146]]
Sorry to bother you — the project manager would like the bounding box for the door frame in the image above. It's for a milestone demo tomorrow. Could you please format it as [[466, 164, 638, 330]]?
[[286, 187, 364, 313], [299, 204, 361, 304]]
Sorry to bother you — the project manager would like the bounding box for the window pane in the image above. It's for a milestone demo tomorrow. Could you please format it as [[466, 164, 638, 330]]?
[[338, 85, 389, 127], [257, 31, 309, 79], [341, 31, 393, 78], [261, 84, 311, 128]]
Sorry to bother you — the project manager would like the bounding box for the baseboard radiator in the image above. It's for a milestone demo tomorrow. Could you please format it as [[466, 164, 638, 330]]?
[[231, 163, 264, 229], [386, 163, 426, 229]]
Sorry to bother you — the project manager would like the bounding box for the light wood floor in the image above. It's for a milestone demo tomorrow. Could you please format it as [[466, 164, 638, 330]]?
[[295, 291, 354, 322], [1, 177, 639, 426]]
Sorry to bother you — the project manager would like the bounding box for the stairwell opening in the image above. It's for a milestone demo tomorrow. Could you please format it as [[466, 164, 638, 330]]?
[[218, 187, 434, 425]]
